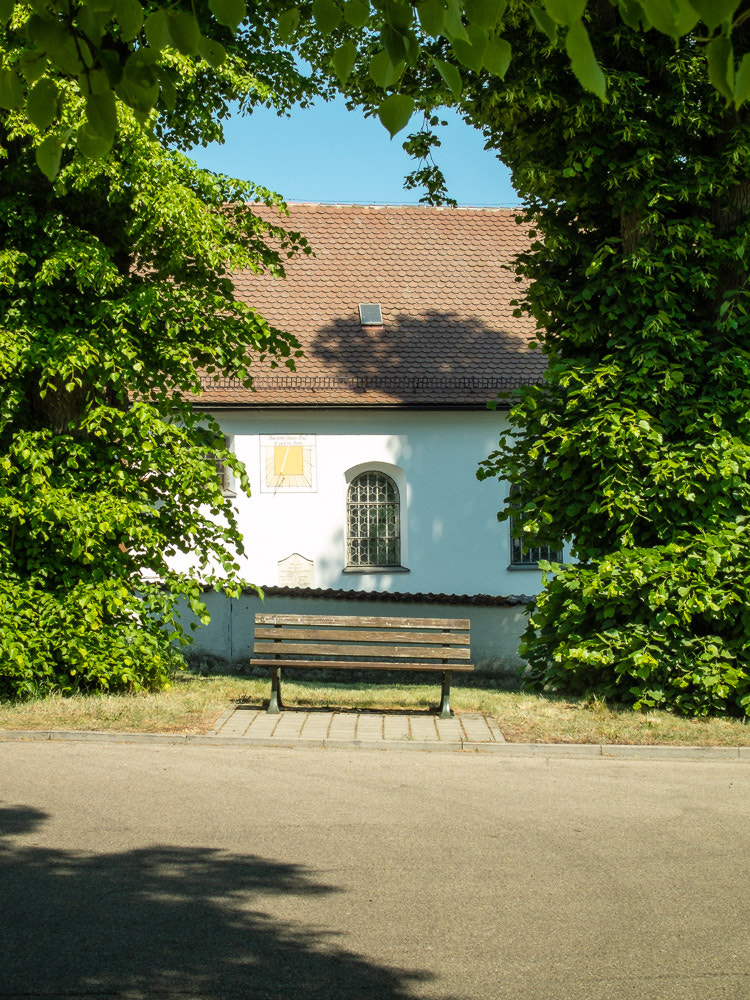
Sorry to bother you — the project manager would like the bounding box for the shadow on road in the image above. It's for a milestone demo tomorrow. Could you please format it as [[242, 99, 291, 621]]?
[[0, 804, 438, 999]]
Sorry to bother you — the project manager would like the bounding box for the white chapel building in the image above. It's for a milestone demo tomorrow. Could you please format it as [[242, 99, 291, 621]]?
[[187, 203, 553, 673]]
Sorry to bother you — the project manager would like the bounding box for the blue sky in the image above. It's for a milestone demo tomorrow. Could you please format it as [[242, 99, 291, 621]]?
[[189, 97, 518, 207]]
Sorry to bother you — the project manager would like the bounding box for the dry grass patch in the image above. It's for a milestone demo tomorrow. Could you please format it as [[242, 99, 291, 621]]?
[[490, 691, 749, 746], [0, 673, 747, 745], [0, 677, 267, 735]]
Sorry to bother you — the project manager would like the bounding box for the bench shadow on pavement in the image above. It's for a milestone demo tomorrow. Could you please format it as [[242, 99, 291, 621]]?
[[231, 703, 440, 716], [0, 805, 448, 1000]]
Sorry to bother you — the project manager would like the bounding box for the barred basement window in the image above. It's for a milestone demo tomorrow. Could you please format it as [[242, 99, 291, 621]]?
[[347, 471, 400, 568], [509, 486, 562, 566]]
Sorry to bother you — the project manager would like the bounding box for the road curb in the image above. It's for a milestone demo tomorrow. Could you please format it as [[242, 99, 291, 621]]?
[[0, 728, 747, 760]]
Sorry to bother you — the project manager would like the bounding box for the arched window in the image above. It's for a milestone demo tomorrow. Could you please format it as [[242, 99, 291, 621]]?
[[509, 486, 562, 566], [346, 471, 401, 568]]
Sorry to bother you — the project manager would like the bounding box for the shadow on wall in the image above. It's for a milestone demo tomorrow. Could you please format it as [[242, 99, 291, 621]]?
[[0, 804, 446, 1000], [306, 309, 542, 403]]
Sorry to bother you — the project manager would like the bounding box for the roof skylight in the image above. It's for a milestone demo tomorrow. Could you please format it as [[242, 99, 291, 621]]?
[[358, 303, 383, 326]]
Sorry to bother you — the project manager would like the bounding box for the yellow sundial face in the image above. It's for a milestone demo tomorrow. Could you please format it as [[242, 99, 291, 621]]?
[[261, 435, 316, 492]]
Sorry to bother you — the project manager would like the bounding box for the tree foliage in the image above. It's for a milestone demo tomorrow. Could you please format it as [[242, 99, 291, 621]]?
[[2, 0, 749, 179], [0, 35, 312, 697], [473, 4, 750, 716]]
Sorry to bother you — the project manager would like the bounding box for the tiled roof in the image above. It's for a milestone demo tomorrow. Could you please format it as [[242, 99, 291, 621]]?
[[200, 203, 545, 407], [206, 584, 535, 606]]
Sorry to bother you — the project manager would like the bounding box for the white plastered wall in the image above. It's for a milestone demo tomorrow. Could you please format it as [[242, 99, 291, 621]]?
[[176, 407, 547, 599]]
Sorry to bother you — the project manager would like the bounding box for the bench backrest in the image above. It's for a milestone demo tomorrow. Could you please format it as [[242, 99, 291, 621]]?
[[253, 613, 471, 666]]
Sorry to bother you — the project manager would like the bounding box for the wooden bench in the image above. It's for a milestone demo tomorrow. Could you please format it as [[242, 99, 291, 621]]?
[[250, 613, 474, 718]]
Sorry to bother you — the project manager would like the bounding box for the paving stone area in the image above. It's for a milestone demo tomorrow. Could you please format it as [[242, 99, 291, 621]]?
[[209, 705, 506, 748]]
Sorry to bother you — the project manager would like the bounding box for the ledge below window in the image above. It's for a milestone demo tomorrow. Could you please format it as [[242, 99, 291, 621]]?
[[343, 566, 410, 574], [507, 563, 562, 571]]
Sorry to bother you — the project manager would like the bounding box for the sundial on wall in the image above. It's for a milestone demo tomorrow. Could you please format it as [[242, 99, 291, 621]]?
[[260, 434, 316, 492]]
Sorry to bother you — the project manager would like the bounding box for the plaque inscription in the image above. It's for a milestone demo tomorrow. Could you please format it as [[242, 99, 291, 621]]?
[[278, 552, 315, 588]]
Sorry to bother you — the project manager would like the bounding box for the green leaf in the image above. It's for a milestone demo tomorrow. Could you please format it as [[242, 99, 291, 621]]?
[[115, 0, 143, 41], [452, 30, 487, 73], [144, 8, 169, 50], [617, 0, 647, 29], [388, 2, 413, 30], [706, 34, 734, 100], [377, 92, 414, 137], [77, 5, 103, 43], [312, 0, 342, 34], [159, 70, 176, 111], [369, 49, 404, 88], [464, 0, 506, 28], [276, 7, 300, 41], [343, 0, 369, 27], [483, 35, 511, 77], [198, 35, 227, 67], [208, 0, 246, 31], [18, 51, 48, 84], [642, 0, 699, 37], [35, 134, 63, 179], [417, 0, 445, 36], [99, 48, 124, 85], [734, 52, 750, 107], [26, 14, 68, 54], [529, 4, 557, 40], [78, 68, 111, 96], [543, 0, 585, 26], [26, 77, 59, 131], [118, 51, 159, 111], [0, 68, 24, 109], [77, 121, 113, 159], [0, 0, 14, 25], [381, 23, 407, 62], [443, 0, 469, 40], [167, 12, 200, 55], [433, 57, 462, 98], [565, 20, 606, 100], [86, 90, 117, 141], [87, 0, 115, 14], [332, 39, 357, 84], [689, 0, 741, 31]]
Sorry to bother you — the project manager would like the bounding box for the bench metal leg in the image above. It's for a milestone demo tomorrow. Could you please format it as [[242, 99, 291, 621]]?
[[268, 666, 283, 714], [438, 672, 453, 719]]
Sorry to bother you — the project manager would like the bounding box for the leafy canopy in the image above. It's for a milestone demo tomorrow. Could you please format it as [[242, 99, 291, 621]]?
[[470, 5, 750, 716], [0, 17, 315, 696], [2, 0, 750, 178]]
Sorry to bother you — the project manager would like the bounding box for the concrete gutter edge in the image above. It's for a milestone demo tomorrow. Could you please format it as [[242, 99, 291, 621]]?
[[0, 728, 747, 760]]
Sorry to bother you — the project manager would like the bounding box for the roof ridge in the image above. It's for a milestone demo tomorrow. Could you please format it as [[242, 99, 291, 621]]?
[[282, 201, 521, 212]]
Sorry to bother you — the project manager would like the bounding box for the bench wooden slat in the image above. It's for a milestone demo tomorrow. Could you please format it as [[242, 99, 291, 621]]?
[[255, 613, 470, 630], [253, 627, 471, 645], [251, 658, 475, 672], [253, 641, 471, 660]]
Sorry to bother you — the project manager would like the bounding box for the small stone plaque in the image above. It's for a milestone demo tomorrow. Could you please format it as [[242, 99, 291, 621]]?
[[278, 552, 314, 589]]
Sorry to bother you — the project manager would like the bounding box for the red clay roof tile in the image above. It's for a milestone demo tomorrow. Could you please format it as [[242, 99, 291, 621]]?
[[200, 203, 544, 407]]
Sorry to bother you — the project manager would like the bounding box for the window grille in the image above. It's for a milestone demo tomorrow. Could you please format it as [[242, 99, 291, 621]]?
[[510, 535, 562, 566], [347, 471, 400, 567]]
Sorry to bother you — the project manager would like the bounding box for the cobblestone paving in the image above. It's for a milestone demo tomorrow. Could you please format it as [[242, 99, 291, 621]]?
[[209, 706, 506, 747]]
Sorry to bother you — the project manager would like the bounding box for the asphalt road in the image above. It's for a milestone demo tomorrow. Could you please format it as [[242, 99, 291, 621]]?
[[1, 741, 748, 1000]]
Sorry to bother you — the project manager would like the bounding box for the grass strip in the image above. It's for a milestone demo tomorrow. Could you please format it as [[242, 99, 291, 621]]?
[[0, 673, 747, 746]]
